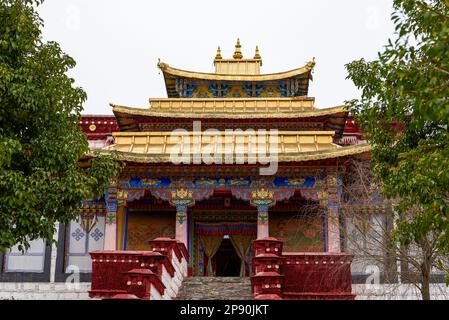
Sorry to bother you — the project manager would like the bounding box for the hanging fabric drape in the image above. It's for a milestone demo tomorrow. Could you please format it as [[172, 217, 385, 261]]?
[[195, 222, 256, 236], [196, 222, 256, 277], [230, 235, 254, 277], [199, 235, 223, 276]]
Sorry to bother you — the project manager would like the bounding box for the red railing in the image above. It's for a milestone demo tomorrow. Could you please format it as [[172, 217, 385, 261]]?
[[251, 238, 356, 300], [89, 238, 189, 300], [89, 237, 354, 300]]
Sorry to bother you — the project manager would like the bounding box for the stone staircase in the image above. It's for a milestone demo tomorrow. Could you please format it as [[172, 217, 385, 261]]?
[[175, 277, 253, 300]]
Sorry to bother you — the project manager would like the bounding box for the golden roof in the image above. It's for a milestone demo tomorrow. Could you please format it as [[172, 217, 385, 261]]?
[[212, 39, 263, 74], [111, 98, 346, 119], [157, 60, 315, 82], [100, 131, 371, 163], [213, 59, 262, 75]]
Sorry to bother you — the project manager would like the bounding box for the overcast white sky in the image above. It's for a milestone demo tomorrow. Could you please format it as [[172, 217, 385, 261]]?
[[38, 0, 395, 115]]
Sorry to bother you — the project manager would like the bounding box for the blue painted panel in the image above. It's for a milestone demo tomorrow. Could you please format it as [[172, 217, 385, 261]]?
[[273, 177, 315, 188]]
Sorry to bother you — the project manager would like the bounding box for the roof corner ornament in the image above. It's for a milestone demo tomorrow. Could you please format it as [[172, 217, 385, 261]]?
[[157, 58, 168, 70], [214, 46, 222, 60], [307, 57, 316, 69], [233, 38, 243, 59]]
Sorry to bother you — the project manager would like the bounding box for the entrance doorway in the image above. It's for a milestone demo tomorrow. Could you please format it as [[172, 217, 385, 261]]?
[[212, 238, 241, 277], [193, 212, 257, 277]]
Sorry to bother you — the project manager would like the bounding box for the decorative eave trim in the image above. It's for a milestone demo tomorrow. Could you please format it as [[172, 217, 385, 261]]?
[[95, 144, 371, 164], [111, 104, 347, 119], [157, 61, 315, 82]]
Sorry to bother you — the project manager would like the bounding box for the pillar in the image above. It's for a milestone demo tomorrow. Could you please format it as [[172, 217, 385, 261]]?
[[50, 222, 60, 283], [257, 205, 269, 239], [104, 223, 117, 250], [326, 175, 341, 253], [175, 205, 188, 246], [104, 182, 118, 250], [327, 204, 341, 253]]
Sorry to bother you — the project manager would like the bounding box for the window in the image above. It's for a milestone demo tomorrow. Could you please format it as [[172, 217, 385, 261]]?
[[4, 239, 46, 273], [345, 214, 387, 274], [65, 216, 105, 273]]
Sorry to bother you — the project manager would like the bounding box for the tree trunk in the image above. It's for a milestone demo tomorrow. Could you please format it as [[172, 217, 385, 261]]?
[[420, 242, 433, 300], [421, 268, 431, 300], [384, 205, 398, 283]]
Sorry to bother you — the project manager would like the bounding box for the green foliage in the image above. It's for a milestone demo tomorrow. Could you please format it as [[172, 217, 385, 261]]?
[[346, 0, 449, 280], [0, 0, 121, 251]]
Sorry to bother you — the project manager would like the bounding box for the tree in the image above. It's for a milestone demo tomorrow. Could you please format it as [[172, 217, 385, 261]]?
[[345, 0, 449, 299], [339, 158, 449, 300], [0, 0, 121, 251]]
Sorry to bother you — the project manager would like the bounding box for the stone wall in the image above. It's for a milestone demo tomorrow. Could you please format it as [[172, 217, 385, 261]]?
[[0, 282, 91, 300], [2, 282, 448, 300], [354, 284, 449, 300]]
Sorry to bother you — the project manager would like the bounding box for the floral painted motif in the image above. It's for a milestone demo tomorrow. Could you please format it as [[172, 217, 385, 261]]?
[[175, 78, 196, 97], [208, 83, 230, 97], [243, 83, 264, 97]]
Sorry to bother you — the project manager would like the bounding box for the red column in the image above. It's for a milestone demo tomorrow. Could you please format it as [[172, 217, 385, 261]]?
[[175, 205, 188, 246], [257, 205, 269, 239], [326, 175, 341, 253]]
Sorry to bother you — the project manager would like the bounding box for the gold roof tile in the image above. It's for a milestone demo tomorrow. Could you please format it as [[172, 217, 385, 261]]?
[[99, 131, 371, 163], [157, 60, 314, 81], [110, 98, 347, 119]]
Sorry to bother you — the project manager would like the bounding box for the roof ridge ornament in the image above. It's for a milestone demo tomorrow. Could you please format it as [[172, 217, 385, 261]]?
[[254, 45, 262, 66], [214, 46, 222, 60], [233, 38, 243, 59], [254, 46, 261, 60]]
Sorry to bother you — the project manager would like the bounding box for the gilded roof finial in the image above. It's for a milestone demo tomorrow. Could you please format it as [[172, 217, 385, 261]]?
[[306, 57, 316, 69], [215, 46, 222, 60], [254, 46, 261, 60], [233, 38, 243, 59], [157, 58, 168, 70]]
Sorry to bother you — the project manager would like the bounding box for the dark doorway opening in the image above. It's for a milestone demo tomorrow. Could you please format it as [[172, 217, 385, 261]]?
[[212, 238, 241, 277]]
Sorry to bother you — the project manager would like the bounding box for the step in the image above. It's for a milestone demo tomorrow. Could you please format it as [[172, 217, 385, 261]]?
[[175, 277, 253, 300]]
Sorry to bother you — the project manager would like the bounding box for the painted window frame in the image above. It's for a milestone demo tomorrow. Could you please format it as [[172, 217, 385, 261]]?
[[3, 239, 46, 273], [55, 221, 103, 282], [64, 217, 105, 274], [0, 244, 51, 282]]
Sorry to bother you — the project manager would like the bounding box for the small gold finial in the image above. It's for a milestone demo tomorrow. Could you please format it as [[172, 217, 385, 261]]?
[[233, 38, 243, 59], [254, 46, 261, 60], [215, 46, 222, 60], [306, 57, 316, 69], [157, 58, 168, 70]]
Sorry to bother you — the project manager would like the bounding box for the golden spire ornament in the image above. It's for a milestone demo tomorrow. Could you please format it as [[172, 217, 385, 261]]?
[[254, 46, 261, 60], [215, 46, 222, 60], [233, 38, 243, 59]]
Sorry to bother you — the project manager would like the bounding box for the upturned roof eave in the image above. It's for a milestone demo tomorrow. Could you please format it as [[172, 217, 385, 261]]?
[[111, 104, 348, 120], [96, 144, 371, 164], [157, 61, 315, 82]]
